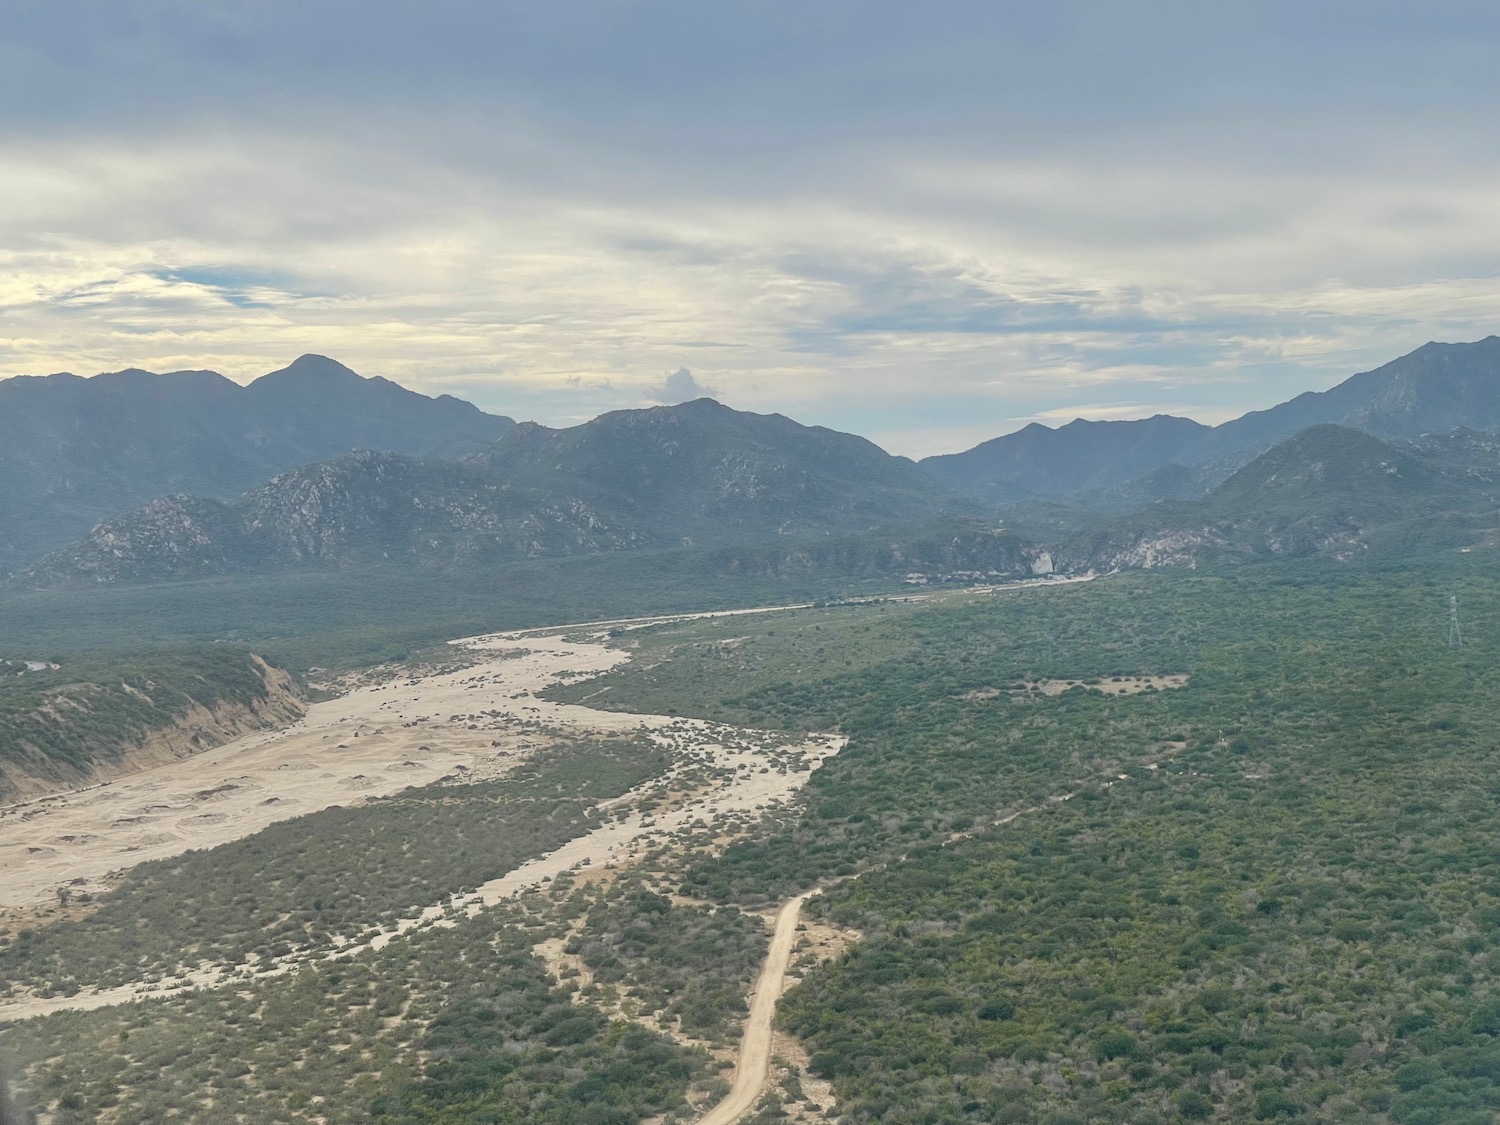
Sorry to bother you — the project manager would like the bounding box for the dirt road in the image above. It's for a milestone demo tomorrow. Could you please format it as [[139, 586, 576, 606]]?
[[698, 892, 811, 1125]]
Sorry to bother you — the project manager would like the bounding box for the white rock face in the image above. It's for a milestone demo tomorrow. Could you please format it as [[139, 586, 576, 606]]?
[[1106, 529, 1222, 570]]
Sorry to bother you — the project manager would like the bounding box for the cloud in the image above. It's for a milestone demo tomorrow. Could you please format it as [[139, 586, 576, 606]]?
[[0, 5, 1499, 454], [647, 368, 718, 404]]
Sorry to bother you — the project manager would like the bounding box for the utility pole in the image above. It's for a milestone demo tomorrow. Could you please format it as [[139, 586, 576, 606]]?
[[1449, 595, 1464, 649]]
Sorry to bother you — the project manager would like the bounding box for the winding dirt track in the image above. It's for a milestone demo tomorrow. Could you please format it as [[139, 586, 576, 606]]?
[[697, 892, 811, 1125]]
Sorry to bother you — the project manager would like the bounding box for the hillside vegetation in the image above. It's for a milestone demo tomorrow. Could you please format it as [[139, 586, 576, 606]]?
[[550, 560, 1500, 1123], [1062, 427, 1500, 571], [0, 648, 302, 801]]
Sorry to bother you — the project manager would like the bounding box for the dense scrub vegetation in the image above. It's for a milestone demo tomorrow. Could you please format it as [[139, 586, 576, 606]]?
[[789, 751, 1500, 1124], [373, 922, 708, 1125], [9, 557, 1500, 1124], [0, 550, 866, 671], [0, 646, 290, 798], [0, 740, 664, 992], [3, 900, 710, 1125], [567, 874, 770, 1042], [554, 559, 1500, 1122]]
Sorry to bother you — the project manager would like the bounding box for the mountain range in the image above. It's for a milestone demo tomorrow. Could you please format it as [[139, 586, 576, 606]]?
[[13, 399, 967, 588], [0, 354, 513, 575], [1058, 425, 1500, 571], [922, 335, 1500, 502], [473, 398, 948, 541], [4, 337, 1499, 588]]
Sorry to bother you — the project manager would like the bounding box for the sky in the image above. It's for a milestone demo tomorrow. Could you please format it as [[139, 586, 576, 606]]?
[[2, 1, 1499, 457]]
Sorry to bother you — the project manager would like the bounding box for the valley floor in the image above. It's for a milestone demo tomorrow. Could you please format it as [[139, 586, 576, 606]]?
[[1, 584, 1059, 1125], [18, 565, 1485, 1125]]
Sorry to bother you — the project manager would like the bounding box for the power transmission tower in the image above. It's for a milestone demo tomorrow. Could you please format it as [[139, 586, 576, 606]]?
[[1449, 595, 1463, 649]]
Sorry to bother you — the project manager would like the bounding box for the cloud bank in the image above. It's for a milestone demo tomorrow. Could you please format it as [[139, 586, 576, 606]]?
[[1, 2, 1498, 455]]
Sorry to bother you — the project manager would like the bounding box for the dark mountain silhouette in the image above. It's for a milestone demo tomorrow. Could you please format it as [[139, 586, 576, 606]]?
[[0, 355, 513, 575], [923, 336, 1500, 503], [16, 400, 967, 587], [920, 415, 1211, 502], [11, 336, 1500, 588], [474, 398, 954, 541]]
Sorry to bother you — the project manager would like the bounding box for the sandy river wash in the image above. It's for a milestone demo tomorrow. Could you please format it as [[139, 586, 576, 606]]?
[[0, 604, 844, 1022]]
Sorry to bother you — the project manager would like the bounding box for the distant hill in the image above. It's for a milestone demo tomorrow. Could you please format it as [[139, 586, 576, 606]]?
[[1060, 425, 1500, 570], [920, 415, 1212, 502], [16, 400, 969, 587], [475, 398, 954, 541], [1213, 335, 1500, 449], [924, 336, 1500, 503], [0, 354, 514, 575]]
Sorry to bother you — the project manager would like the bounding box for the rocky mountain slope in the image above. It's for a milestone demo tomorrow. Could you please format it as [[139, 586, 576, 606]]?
[[1059, 425, 1500, 570], [15, 401, 966, 587], [0, 354, 514, 576], [14, 452, 640, 586], [1214, 335, 1500, 449], [925, 336, 1500, 503], [11, 337, 1500, 589], [475, 397, 954, 540]]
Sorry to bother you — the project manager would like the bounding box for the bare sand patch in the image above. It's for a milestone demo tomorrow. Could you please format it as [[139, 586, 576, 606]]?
[[0, 644, 581, 930], [0, 607, 844, 1023], [769, 1028, 840, 1124], [362, 716, 842, 952], [988, 673, 1190, 698]]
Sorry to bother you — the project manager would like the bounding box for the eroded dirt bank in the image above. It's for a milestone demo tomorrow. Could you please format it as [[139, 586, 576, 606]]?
[[0, 647, 551, 929], [0, 656, 305, 804]]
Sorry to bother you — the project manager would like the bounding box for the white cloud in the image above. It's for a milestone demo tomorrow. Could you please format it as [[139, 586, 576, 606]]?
[[646, 368, 718, 404], [0, 106, 1498, 455]]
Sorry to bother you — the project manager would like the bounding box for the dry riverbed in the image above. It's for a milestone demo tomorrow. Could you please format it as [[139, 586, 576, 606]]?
[[0, 606, 843, 1023]]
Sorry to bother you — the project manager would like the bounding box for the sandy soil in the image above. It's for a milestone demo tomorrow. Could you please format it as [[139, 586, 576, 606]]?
[[768, 1027, 840, 1124], [1020, 673, 1189, 696], [961, 673, 1189, 702], [0, 652, 558, 930], [697, 893, 812, 1125], [0, 607, 843, 1023], [0, 583, 1084, 1032], [364, 718, 840, 952]]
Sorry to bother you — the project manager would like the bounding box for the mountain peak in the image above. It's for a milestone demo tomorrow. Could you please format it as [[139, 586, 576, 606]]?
[[252, 354, 365, 388]]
